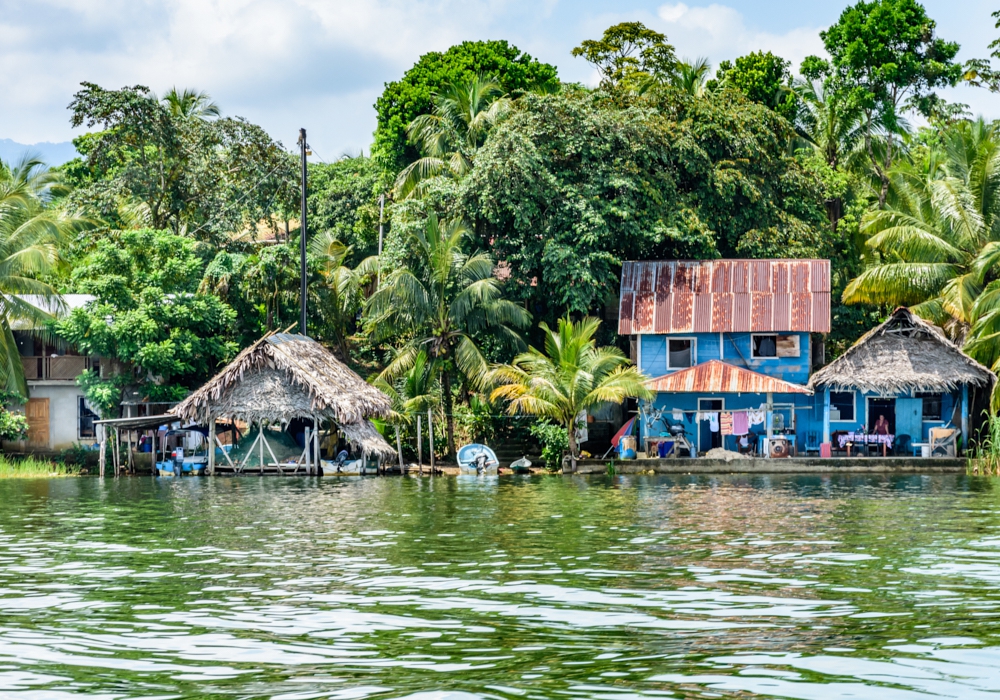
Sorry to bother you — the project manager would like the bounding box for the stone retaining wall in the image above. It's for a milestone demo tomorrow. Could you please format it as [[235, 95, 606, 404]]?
[[569, 457, 966, 474]]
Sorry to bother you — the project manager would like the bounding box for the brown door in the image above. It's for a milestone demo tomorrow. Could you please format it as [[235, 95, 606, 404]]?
[[26, 398, 49, 448]]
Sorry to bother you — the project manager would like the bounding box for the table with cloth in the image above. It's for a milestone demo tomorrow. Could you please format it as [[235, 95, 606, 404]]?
[[837, 432, 894, 456]]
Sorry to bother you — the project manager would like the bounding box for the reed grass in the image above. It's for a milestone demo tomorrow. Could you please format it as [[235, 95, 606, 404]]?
[[968, 413, 1000, 475], [0, 455, 74, 478]]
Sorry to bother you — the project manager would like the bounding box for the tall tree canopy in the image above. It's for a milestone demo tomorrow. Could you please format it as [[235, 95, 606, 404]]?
[[711, 51, 799, 123], [802, 0, 962, 205], [372, 41, 558, 174], [462, 89, 827, 320], [65, 83, 296, 241], [572, 22, 677, 90]]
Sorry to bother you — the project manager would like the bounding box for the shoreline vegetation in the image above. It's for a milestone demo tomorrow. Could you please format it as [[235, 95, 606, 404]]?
[[3, 1, 1000, 469], [0, 455, 77, 478]]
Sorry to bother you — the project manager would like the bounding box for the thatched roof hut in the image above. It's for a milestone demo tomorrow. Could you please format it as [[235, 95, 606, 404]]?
[[809, 307, 995, 394], [174, 333, 394, 459]]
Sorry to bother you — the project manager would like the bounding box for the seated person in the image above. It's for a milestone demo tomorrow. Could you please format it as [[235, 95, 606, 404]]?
[[873, 414, 890, 436]]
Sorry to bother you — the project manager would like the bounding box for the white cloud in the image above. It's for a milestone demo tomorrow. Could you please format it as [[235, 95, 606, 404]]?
[[0, 0, 528, 156], [655, 2, 825, 72]]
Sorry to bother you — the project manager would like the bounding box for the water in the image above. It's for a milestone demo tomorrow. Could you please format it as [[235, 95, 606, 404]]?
[[2, 474, 1000, 699]]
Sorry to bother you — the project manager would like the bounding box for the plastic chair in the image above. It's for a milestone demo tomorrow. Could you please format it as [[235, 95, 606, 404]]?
[[894, 434, 911, 456], [804, 431, 820, 456]]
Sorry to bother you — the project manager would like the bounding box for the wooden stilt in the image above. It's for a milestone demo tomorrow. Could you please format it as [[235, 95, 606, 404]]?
[[259, 423, 265, 474], [99, 426, 106, 478], [127, 430, 134, 474], [313, 416, 320, 474], [215, 432, 237, 469], [151, 426, 156, 476], [428, 408, 434, 474], [207, 420, 215, 476], [417, 415, 422, 476], [396, 425, 403, 473]]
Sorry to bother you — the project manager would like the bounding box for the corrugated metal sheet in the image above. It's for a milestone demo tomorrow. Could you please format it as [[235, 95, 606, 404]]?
[[644, 360, 812, 394], [618, 259, 831, 334]]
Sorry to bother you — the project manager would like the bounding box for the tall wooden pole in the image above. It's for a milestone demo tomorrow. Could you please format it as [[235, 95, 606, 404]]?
[[428, 408, 435, 473], [417, 415, 422, 475], [395, 425, 403, 472], [298, 128, 309, 337], [207, 419, 215, 476], [377, 194, 385, 288]]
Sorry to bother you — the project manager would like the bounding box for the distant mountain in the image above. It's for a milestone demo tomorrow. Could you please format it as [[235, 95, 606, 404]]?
[[0, 139, 78, 166]]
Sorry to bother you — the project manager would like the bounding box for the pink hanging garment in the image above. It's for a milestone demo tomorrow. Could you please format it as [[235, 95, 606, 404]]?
[[732, 411, 750, 436]]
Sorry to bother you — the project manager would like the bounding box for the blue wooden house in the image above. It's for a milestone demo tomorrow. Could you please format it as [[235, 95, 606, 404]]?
[[618, 260, 995, 457]]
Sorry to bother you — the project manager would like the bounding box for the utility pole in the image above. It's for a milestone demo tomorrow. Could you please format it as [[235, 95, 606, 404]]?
[[377, 193, 385, 287], [298, 128, 309, 337]]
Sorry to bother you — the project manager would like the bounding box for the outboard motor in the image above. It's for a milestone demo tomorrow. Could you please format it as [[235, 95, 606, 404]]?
[[473, 453, 489, 475], [334, 450, 349, 473]]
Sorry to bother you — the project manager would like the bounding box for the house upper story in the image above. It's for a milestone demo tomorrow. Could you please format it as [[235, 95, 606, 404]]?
[[618, 259, 832, 386], [12, 294, 101, 383]]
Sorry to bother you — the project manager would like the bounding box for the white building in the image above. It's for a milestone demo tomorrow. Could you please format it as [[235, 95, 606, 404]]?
[[9, 294, 102, 451]]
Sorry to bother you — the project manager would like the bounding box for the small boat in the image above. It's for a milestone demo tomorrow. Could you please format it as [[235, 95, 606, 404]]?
[[458, 444, 499, 475], [509, 456, 532, 474]]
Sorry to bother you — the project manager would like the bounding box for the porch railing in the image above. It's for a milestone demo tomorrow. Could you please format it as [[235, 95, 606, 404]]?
[[21, 356, 96, 381]]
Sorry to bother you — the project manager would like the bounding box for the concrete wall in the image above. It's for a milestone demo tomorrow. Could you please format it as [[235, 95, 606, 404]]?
[[23, 382, 90, 450]]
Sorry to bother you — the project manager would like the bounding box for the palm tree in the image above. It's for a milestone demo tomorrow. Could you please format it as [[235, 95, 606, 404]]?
[[670, 57, 711, 97], [161, 87, 221, 120], [394, 74, 511, 199], [0, 157, 85, 395], [366, 212, 531, 456], [308, 230, 367, 359], [488, 317, 651, 471], [843, 118, 1000, 340]]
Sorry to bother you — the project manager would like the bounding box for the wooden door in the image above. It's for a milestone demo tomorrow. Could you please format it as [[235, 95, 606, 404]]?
[[895, 397, 923, 444], [25, 398, 49, 448]]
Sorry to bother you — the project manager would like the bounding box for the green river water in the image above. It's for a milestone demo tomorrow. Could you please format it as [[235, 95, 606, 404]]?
[[2, 473, 1000, 699]]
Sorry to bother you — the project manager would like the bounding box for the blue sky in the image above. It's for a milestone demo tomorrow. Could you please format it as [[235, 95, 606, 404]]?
[[1, 0, 997, 160]]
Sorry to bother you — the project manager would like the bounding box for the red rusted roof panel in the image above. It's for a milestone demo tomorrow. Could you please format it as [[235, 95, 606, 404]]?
[[645, 360, 812, 394], [618, 259, 831, 334], [693, 293, 713, 332], [751, 293, 773, 332]]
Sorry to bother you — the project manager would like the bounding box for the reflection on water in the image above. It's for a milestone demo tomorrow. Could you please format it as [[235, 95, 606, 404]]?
[[0, 474, 999, 698]]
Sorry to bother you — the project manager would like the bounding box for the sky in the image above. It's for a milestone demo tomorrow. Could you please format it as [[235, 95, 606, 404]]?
[[1, 0, 998, 160]]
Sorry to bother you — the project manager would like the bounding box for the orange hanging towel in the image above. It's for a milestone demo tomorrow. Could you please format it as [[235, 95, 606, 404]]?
[[720, 412, 733, 436]]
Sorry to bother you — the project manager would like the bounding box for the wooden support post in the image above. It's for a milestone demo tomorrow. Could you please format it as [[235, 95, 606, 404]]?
[[396, 425, 403, 472], [113, 428, 120, 477], [823, 386, 831, 445], [99, 427, 106, 478], [207, 420, 215, 476], [962, 384, 970, 455], [151, 426, 157, 476], [428, 408, 434, 473], [313, 417, 320, 474], [259, 423, 265, 474], [127, 430, 134, 474], [417, 415, 422, 475]]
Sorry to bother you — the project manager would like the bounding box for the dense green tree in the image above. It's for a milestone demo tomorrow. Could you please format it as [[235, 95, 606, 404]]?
[[366, 213, 531, 456], [572, 22, 677, 91], [463, 90, 827, 320], [65, 82, 295, 240], [308, 231, 368, 360], [0, 157, 88, 396], [711, 51, 799, 122], [56, 229, 237, 415], [489, 317, 651, 471], [394, 74, 511, 199], [803, 0, 962, 206], [372, 41, 558, 174], [307, 156, 383, 265]]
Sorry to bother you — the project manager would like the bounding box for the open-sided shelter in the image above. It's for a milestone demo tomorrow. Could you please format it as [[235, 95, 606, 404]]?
[[174, 332, 394, 473], [808, 307, 995, 453]]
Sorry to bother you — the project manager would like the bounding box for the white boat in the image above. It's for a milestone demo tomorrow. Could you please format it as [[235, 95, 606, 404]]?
[[457, 444, 499, 475]]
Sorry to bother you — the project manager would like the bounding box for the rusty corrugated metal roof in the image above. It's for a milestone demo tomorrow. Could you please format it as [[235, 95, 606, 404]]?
[[618, 260, 831, 334], [645, 360, 812, 394]]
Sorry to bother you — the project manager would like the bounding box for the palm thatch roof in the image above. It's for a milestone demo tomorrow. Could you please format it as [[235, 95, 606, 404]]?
[[174, 333, 394, 457], [809, 307, 995, 394]]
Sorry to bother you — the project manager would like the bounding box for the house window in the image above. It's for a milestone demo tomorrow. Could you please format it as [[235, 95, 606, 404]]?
[[752, 334, 801, 358], [917, 392, 943, 421], [830, 391, 855, 421], [668, 338, 694, 369], [752, 334, 777, 358], [78, 397, 98, 439]]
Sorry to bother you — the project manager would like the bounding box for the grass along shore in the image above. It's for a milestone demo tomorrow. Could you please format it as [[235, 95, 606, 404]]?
[[0, 455, 76, 478]]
